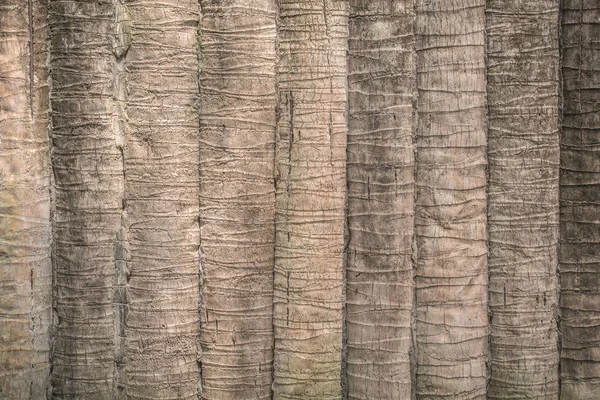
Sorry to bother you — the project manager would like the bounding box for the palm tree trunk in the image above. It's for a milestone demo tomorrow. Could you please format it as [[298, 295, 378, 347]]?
[[346, 1, 415, 399], [560, 1, 600, 397], [49, 0, 121, 397], [0, 0, 51, 397], [273, 1, 348, 398], [198, 0, 277, 398], [486, 1, 561, 398], [122, 1, 201, 398], [414, 0, 488, 398]]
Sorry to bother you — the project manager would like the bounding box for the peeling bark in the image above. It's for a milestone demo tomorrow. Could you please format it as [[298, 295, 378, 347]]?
[[486, 1, 561, 398], [0, 0, 51, 397], [346, 1, 415, 399], [273, 1, 348, 398], [414, 0, 488, 398], [560, 1, 600, 397], [198, 0, 277, 399]]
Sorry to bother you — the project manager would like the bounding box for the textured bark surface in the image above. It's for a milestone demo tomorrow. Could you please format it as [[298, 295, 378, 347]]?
[[560, 1, 600, 397], [486, 1, 561, 398], [122, 1, 201, 398], [273, 1, 348, 398], [414, 0, 488, 398], [49, 0, 121, 397], [198, 0, 277, 399], [346, 1, 415, 399], [0, 0, 51, 397]]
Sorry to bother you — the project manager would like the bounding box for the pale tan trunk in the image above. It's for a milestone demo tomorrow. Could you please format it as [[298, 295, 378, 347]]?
[[414, 0, 488, 398], [121, 1, 201, 398], [486, 1, 561, 398], [273, 1, 348, 398], [198, 0, 277, 398], [49, 0, 122, 397], [560, 1, 600, 397], [346, 1, 415, 399], [0, 0, 51, 397]]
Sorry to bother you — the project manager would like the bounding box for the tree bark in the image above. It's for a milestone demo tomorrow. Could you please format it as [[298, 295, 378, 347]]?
[[414, 0, 488, 398], [273, 1, 348, 398], [560, 1, 600, 397], [0, 0, 51, 397], [49, 0, 122, 397], [121, 1, 201, 398], [346, 1, 415, 399], [486, 1, 561, 398], [198, 0, 277, 399]]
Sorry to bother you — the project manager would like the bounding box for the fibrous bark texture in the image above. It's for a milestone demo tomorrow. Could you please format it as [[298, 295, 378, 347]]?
[[0, 1, 51, 398], [273, 1, 348, 398], [486, 1, 561, 398], [49, 0, 122, 397], [414, 0, 488, 398], [560, 1, 600, 398], [198, 0, 277, 399], [346, 1, 415, 399]]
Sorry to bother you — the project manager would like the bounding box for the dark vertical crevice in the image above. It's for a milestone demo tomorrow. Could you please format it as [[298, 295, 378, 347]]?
[[557, 0, 565, 394]]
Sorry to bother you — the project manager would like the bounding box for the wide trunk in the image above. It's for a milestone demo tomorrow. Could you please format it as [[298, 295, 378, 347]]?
[[198, 0, 277, 398], [346, 1, 415, 399], [414, 0, 488, 398], [273, 1, 348, 398], [0, 0, 51, 397], [560, 1, 600, 397]]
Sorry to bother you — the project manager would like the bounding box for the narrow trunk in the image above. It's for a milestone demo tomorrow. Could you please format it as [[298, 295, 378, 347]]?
[[486, 0, 561, 397], [414, 0, 488, 398], [273, 1, 348, 398], [0, 0, 51, 397], [345, 1, 415, 399], [198, 0, 277, 398], [49, 0, 122, 397], [560, 1, 600, 397], [122, 1, 201, 398]]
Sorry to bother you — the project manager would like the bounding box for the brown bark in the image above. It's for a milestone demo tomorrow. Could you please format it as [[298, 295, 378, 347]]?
[[346, 1, 415, 399], [198, 0, 277, 399], [273, 1, 348, 398], [486, 1, 561, 398], [414, 0, 488, 398], [0, 0, 51, 397], [560, 1, 600, 397]]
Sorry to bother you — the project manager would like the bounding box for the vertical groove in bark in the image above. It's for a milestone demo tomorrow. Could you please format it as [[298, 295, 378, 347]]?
[[346, 1, 415, 399], [198, 1, 277, 399], [273, 0, 348, 398], [0, 0, 52, 397], [486, 1, 561, 398], [49, 0, 121, 397], [122, 1, 201, 398], [414, 0, 488, 398], [560, 1, 600, 397]]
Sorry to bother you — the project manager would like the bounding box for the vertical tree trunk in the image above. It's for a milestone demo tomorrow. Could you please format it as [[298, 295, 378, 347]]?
[[122, 1, 201, 398], [486, 1, 561, 398], [414, 0, 488, 398], [198, 0, 277, 399], [0, 0, 51, 397], [49, 0, 122, 397], [273, 1, 348, 398], [345, 1, 415, 399], [560, 1, 600, 397]]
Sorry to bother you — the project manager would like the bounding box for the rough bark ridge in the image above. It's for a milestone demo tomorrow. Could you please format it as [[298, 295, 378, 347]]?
[[121, 1, 201, 398], [560, 1, 600, 397], [198, 0, 277, 399], [414, 0, 488, 398], [273, 1, 348, 398], [486, 1, 561, 398], [49, 0, 122, 397], [345, 1, 415, 399], [0, 0, 51, 398]]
